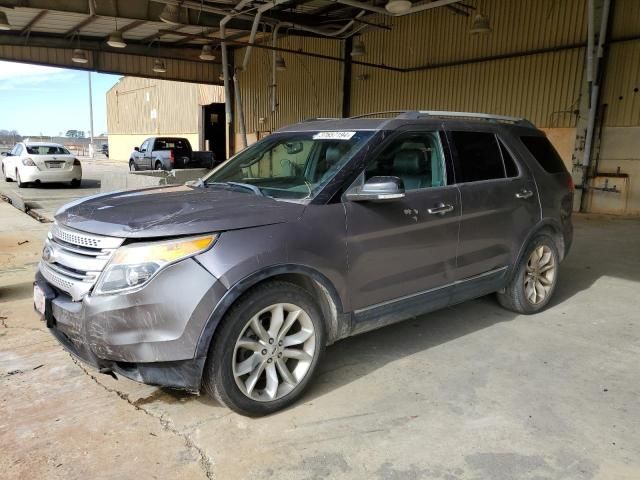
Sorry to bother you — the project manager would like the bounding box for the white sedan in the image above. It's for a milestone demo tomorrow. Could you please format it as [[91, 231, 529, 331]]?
[[1, 142, 82, 188]]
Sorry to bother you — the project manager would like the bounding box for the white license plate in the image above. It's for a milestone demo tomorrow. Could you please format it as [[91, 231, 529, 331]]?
[[33, 285, 46, 316], [48, 163, 62, 168]]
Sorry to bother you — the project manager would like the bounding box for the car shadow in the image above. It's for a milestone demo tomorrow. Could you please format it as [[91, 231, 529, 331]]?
[[22, 179, 101, 189], [187, 216, 640, 410], [300, 215, 640, 404]]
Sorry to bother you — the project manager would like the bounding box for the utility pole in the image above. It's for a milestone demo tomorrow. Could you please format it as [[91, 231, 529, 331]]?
[[88, 71, 95, 158]]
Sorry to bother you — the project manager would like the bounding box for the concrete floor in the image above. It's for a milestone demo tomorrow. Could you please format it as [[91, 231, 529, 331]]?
[[1, 203, 639, 479]]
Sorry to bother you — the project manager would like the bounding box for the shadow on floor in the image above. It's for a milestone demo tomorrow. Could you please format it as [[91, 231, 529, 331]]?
[[19, 179, 101, 189]]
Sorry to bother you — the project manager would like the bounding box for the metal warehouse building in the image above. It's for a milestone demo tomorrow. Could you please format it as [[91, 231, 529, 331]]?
[[106, 77, 225, 163]]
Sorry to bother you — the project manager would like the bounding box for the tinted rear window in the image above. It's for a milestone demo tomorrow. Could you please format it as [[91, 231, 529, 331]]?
[[520, 136, 566, 173], [451, 131, 505, 182], [155, 138, 189, 150], [26, 145, 70, 155]]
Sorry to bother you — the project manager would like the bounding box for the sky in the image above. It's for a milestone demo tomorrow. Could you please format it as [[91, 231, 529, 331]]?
[[0, 61, 121, 137]]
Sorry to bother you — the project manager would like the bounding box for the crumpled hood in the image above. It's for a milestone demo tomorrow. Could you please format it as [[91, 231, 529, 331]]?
[[55, 184, 305, 238]]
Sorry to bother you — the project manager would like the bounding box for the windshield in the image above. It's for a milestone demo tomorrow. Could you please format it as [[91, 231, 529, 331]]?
[[203, 131, 374, 200], [26, 145, 71, 155]]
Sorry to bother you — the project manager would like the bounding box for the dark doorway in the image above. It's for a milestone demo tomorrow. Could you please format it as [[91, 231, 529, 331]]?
[[203, 103, 226, 163]]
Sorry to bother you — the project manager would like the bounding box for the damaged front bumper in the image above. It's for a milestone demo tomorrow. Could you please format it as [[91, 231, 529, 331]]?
[[35, 258, 227, 392]]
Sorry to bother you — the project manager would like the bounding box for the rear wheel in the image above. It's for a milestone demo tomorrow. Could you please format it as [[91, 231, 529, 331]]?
[[497, 234, 559, 314], [2, 163, 11, 182], [202, 281, 325, 416], [16, 170, 27, 188], [155, 161, 163, 170]]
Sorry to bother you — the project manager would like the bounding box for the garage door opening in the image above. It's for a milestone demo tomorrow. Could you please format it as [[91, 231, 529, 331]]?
[[202, 102, 226, 164]]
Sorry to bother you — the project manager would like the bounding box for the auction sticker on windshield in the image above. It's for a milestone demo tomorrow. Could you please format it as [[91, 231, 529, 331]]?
[[312, 131, 356, 140]]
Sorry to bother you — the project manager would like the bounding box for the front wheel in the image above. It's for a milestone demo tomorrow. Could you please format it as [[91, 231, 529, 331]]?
[[497, 234, 560, 314], [129, 160, 137, 172], [202, 281, 325, 416]]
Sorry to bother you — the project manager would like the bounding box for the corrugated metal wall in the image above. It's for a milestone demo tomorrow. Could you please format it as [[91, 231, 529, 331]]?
[[107, 77, 224, 135], [351, 48, 584, 127], [235, 0, 590, 132], [351, 0, 587, 127], [600, 0, 640, 127], [233, 36, 342, 133]]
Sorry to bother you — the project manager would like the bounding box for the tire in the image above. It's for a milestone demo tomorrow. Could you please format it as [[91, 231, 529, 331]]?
[[202, 281, 326, 416], [16, 170, 27, 188], [2, 163, 11, 182], [155, 161, 163, 171], [129, 160, 137, 172], [70, 178, 81, 188], [497, 234, 560, 314]]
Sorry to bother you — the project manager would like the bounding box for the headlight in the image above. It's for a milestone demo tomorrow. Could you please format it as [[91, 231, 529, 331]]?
[[93, 234, 217, 295], [22, 158, 36, 166]]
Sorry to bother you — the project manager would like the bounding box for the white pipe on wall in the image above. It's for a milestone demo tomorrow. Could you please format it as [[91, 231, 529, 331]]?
[[582, 0, 611, 168]]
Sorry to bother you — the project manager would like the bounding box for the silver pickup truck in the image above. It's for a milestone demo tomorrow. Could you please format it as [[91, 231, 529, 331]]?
[[129, 137, 217, 171]]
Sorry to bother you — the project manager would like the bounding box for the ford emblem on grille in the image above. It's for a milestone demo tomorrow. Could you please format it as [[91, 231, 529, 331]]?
[[42, 245, 54, 263]]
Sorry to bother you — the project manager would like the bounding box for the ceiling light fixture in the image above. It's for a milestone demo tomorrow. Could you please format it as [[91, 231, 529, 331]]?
[[0, 11, 12, 30], [351, 36, 366, 57], [153, 59, 167, 73], [107, 30, 127, 48], [199, 44, 216, 61], [469, 13, 491, 34], [71, 49, 89, 64], [385, 0, 412, 14], [159, 3, 181, 25], [275, 56, 287, 71]]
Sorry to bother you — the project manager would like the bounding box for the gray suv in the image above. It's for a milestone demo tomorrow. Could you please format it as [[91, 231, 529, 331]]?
[[34, 111, 573, 416]]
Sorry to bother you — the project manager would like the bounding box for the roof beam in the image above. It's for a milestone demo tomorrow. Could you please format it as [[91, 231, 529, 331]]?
[[20, 10, 48, 36], [64, 15, 98, 37], [141, 25, 183, 43], [118, 19, 148, 34]]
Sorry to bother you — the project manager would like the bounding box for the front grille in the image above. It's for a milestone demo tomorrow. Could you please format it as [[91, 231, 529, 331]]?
[[41, 223, 124, 301]]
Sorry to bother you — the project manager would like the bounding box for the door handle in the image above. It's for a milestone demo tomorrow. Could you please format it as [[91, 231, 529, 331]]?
[[515, 189, 533, 199], [427, 203, 455, 215]]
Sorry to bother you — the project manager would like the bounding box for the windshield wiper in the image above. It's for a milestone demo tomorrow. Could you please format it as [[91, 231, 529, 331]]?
[[206, 181, 264, 196]]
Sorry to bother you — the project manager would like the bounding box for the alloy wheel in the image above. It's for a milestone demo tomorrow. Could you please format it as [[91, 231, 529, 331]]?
[[232, 303, 316, 402], [524, 245, 556, 304]]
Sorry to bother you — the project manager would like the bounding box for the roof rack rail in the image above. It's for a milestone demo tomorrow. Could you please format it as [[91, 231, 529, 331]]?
[[349, 111, 410, 119], [349, 110, 536, 128], [301, 117, 339, 122]]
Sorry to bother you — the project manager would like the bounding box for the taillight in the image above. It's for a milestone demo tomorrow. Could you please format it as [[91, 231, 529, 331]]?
[[22, 158, 36, 166], [169, 150, 174, 164], [567, 175, 575, 192], [73, 158, 81, 166]]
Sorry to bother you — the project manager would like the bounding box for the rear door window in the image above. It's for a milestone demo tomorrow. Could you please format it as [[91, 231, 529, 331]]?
[[450, 131, 505, 183], [520, 135, 567, 173]]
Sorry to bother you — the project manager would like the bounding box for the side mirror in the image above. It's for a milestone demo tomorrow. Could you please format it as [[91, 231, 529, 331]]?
[[346, 176, 405, 202], [134, 147, 140, 152], [0, 152, 8, 157]]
